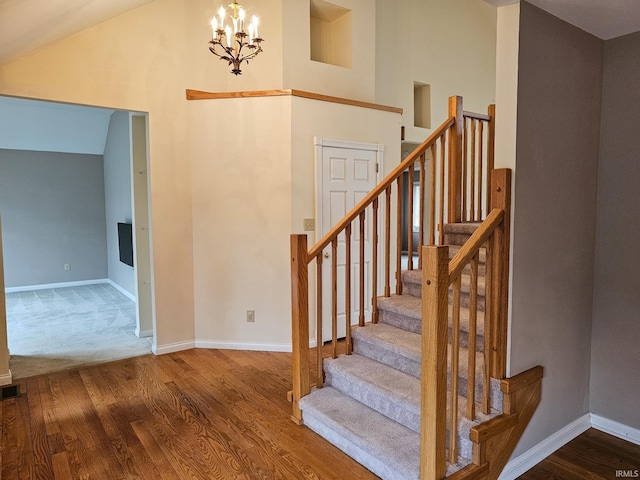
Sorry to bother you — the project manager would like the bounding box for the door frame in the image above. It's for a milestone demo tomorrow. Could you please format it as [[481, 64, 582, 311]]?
[[314, 137, 385, 341]]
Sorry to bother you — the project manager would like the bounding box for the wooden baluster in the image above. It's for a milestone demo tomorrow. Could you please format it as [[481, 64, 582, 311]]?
[[470, 119, 477, 222], [372, 198, 379, 323], [345, 224, 352, 355], [439, 135, 445, 245], [396, 177, 403, 294], [359, 211, 366, 326], [316, 253, 324, 387], [462, 117, 468, 222], [467, 254, 479, 420], [384, 186, 391, 297], [450, 274, 461, 464], [407, 167, 414, 271], [418, 153, 426, 269], [477, 121, 484, 221], [421, 246, 449, 479], [331, 237, 338, 359], [429, 144, 436, 245], [290, 234, 310, 424], [487, 105, 496, 214], [482, 239, 493, 415]]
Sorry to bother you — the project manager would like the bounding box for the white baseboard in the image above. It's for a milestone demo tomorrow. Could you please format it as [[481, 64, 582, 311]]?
[[499, 413, 591, 479], [196, 340, 292, 352], [152, 340, 195, 355], [0, 370, 13, 386], [5, 278, 109, 293], [106, 280, 136, 302], [195, 338, 318, 353], [136, 328, 153, 338], [591, 414, 640, 446]]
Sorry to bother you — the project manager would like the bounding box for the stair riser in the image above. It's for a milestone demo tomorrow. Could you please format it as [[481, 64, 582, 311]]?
[[402, 283, 486, 310], [444, 233, 472, 246], [374, 313, 485, 352], [325, 368, 421, 434], [352, 334, 500, 409]]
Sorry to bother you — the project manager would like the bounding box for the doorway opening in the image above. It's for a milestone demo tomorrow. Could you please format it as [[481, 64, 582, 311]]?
[[0, 96, 155, 381]]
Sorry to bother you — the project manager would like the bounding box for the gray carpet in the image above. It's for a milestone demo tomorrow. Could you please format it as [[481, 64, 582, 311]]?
[[5, 283, 152, 379]]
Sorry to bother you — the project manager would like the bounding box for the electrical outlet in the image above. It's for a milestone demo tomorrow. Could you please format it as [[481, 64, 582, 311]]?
[[303, 218, 315, 231], [64, 264, 71, 271], [246, 310, 255, 323]]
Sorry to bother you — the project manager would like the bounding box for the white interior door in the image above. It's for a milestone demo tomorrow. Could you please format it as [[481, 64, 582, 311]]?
[[317, 141, 381, 343]]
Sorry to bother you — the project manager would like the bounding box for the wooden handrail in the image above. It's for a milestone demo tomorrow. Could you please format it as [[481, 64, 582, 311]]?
[[463, 111, 491, 121], [308, 117, 454, 258]]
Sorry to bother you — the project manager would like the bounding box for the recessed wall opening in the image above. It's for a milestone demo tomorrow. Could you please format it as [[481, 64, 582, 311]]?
[[310, 0, 352, 68], [414, 82, 431, 129]]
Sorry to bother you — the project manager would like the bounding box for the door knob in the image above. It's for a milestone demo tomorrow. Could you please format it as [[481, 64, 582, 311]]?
[[324, 252, 330, 258]]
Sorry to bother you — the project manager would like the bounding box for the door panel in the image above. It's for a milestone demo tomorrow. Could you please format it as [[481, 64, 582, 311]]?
[[320, 146, 377, 342]]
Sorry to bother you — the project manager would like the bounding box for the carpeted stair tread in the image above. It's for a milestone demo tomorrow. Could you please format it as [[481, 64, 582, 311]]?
[[299, 386, 421, 480], [352, 323, 421, 378], [324, 353, 421, 433], [444, 222, 482, 236], [377, 295, 486, 341], [402, 270, 486, 299], [350, 323, 503, 410]]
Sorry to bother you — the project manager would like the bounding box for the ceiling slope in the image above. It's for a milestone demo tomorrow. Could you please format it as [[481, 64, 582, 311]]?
[[0, 0, 153, 65]]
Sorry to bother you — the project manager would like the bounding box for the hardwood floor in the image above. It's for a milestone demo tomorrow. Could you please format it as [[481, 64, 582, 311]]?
[[0, 349, 378, 480], [2, 349, 639, 479], [517, 428, 640, 480]]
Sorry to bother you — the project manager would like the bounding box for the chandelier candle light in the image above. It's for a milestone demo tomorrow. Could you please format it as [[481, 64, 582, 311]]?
[[209, 1, 263, 75]]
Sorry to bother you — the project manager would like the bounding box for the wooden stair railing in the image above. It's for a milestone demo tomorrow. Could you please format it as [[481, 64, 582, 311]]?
[[290, 95, 501, 478], [291, 96, 494, 422], [421, 169, 512, 478]]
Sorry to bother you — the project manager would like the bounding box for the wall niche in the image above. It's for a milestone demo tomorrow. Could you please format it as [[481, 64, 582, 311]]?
[[310, 0, 352, 68]]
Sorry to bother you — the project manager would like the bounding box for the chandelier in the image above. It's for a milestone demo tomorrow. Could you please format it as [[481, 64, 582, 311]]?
[[209, 1, 264, 76]]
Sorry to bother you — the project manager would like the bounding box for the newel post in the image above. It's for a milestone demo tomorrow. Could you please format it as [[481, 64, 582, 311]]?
[[420, 245, 449, 480], [448, 96, 463, 223], [291, 234, 310, 425], [489, 169, 511, 380]]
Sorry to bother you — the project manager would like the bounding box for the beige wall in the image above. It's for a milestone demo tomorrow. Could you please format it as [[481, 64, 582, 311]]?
[[189, 96, 293, 348], [375, 0, 497, 143], [509, 2, 603, 457], [282, 0, 376, 102], [0, 0, 285, 351]]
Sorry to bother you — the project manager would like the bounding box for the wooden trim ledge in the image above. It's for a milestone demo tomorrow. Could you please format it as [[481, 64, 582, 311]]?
[[185, 89, 403, 114]]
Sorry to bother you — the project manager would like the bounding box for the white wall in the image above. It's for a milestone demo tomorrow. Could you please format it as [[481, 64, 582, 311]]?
[[104, 111, 135, 296], [375, 0, 498, 143]]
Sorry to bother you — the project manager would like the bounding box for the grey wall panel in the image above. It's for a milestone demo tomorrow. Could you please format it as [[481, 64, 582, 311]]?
[[0, 149, 108, 287], [103, 111, 135, 296], [510, 2, 603, 456], [590, 31, 640, 430]]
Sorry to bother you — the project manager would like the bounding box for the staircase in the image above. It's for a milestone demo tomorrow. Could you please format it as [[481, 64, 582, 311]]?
[[300, 225, 500, 479], [290, 97, 543, 479]]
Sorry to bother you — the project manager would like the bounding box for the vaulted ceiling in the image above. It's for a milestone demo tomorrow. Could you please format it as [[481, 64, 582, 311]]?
[[1, 0, 640, 67]]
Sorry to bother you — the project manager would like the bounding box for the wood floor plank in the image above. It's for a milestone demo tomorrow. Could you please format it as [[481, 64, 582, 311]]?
[[4, 349, 637, 480], [517, 428, 640, 479], [51, 452, 73, 480]]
